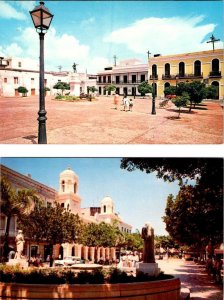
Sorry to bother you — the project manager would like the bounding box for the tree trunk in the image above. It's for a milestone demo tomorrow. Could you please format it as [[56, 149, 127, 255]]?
[[178, 108, 181, 118], [189, 102, 193, 113]]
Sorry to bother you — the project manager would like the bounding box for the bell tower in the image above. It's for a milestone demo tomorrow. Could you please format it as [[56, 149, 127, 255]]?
[[57, 167, 81, 213]]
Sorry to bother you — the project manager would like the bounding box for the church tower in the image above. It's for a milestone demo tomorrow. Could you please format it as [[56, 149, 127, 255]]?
[[100, 196, 114, 214], [57, 167, 81, 213]]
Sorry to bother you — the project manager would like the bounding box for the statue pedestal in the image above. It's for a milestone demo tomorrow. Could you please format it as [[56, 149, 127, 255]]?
[[137, 262, 160, 277], [7, 258, 28, 269]]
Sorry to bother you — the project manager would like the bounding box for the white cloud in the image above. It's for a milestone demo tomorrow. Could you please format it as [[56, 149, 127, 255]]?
[[0, 1, 26, 20], [2, 26, 106, 72], [15, 1, 37, 11], [104, 16, 222, 55], [81, 17, 95, 27]]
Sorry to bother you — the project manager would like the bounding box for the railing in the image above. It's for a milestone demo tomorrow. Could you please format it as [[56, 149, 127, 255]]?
[[96, 80, 145, 85], [209, 71, 221, 77], [150, 75, 158, 80], [162, 74, 177, 80], [178, 73, 203, 79]]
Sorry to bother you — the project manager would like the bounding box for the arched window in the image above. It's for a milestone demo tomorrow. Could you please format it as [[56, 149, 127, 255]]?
[[194, 60, 201, 76], [165, 63, 170, 76], [212, 59, 219, 72], [61, 180, 65, 192], [164, 82, 170, 89], [179, 62, 185, 77], [152, 64, 157, 77], [103, 205, 106, 213]]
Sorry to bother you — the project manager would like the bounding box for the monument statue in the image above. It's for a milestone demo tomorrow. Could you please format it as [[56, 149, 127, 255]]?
[[15, 230, 25, 259], [141, 222, 155, 263]]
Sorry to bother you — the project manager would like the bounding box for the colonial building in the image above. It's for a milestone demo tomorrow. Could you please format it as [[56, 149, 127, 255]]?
[[0, 57, 97, 97], [0, 165, 132, 261], [148, 49, 223, 99], [96, 58, 148, 97]]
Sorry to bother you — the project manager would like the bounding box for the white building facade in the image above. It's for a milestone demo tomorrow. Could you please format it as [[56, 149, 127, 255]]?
[[96, 58, 148, 96], [0, 57, 97, 97]]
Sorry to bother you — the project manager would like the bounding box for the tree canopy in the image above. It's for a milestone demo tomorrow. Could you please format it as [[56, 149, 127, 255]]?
[[18, 202, 82, 247], [0, 177, 39, 259], [120, 158, 223, 249], [137, 81, 152, 96], [18, 86, 28, 97], [53, 82, 70, 95]]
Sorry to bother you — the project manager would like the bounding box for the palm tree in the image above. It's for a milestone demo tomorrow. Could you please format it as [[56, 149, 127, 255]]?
[[1, 177, 39, 260]]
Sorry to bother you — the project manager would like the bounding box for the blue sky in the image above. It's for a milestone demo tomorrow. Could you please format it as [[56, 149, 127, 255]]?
[[0, 1, 223, 73], [1, 157, 181, 235]]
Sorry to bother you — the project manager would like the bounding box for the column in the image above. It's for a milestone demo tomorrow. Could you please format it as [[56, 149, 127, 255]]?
[[83, 246, 89, 261], [101, 247, 106, 261], [111, 247, 116, 262], [90, 247, 95, 262], [96, 247, 101, 262]]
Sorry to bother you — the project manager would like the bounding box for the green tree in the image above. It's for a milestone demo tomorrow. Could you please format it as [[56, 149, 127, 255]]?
[[164, 86, 176, 97], [104, 85, 116, 95], [81, 222, 118, 248], [53, 82, 70, 95], [172, 92, 190, 118], [137, 81, 152, 97], [87, 86, 98, 94], [44, 87, 50, 95], [0, 178, 39, 260], [120, 158, 223, 249], [206, 85, 218, 99], [18, 202, 83, 251], [176, 81, 207, 112], [18, 86, 28, 97], [123, 232, 143, 251]]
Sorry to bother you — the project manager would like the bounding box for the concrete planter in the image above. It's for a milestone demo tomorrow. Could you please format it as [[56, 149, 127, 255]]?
[[0, 278, 180, 299]]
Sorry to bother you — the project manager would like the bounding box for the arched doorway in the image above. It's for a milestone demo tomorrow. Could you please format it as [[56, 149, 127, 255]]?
[[211, 81, 219, 99], [194, 60, 201, 76], [212, 59, 219, 72], [165, 63, 170, 77], [164, 82, 170, 89], [72, 246, 75, 256], [179, 62, 185, 77], [152, 64, 157, 78]]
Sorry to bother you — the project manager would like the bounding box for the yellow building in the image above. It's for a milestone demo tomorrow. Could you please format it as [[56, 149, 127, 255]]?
[[148, 49, 223, 99]]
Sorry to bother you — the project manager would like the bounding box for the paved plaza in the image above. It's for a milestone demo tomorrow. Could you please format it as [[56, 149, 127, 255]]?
[[157, 259, 223, 300], [0, 96, 223, 144]]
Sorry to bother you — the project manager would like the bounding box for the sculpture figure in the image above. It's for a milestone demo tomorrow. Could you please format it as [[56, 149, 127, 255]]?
[[14, 230, 25, 259], [141, 223, 155, 263]]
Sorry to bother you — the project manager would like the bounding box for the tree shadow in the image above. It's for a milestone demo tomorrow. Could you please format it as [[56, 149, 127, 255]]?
[[166, 108, 197, 114], [23, 135, 37, 144]]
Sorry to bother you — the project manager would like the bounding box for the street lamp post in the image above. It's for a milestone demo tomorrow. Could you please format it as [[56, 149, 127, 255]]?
[[147, 50, 156, 115], [30, 2, 53, 144]]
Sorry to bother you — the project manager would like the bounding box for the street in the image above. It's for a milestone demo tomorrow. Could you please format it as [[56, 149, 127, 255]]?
[[157, 259, 223, 300]]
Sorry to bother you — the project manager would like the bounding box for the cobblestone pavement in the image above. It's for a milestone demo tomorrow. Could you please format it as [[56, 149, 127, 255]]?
[[157, 259, 223, 299], [0, 95, 223, 144]]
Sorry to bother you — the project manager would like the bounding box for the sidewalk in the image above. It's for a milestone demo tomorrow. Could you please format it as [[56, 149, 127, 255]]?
[[157, 259, 223, 300], [0, 96, 223, 144]]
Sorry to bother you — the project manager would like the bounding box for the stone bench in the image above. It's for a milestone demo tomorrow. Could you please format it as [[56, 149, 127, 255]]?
[[181, 288, 190, 300]]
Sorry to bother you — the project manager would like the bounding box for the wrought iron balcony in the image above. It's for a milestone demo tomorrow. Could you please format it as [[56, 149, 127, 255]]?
[[96, 80, 145, 85], [178, 73, 203, 79], [162, 74, 177, 80], [209, 71, 221, 78], [150, 75, 158, 80]]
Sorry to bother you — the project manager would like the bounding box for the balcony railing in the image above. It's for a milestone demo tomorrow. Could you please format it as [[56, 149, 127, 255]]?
[[96, 80, 145, 85], [150, 75, 158, 80], [162, 74, 177, 80], [178, 73, 203, 79], [209, 71, 221, 78]]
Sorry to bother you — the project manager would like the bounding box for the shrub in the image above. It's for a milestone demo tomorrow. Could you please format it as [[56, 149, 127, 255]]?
[[18, 86, 28, 97]]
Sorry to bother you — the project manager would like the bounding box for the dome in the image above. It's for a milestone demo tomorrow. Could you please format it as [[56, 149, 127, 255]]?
[[60, 167, 78, 179], [101, 196, 114, 205]]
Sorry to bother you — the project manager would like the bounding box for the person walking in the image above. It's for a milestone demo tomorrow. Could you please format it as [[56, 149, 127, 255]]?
[[129, 99, 133, 111], [123, 95, 130, 111], [113, 93, 119, 110]]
